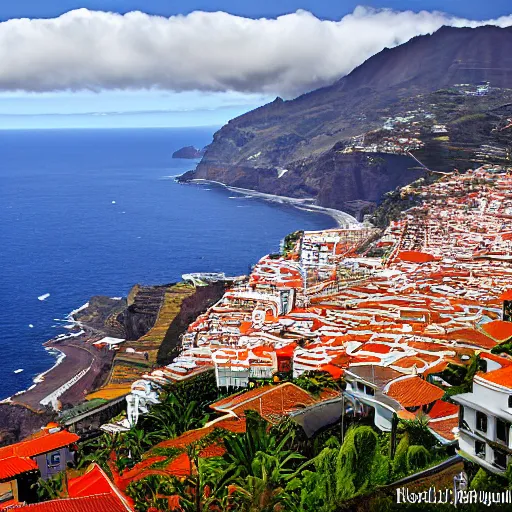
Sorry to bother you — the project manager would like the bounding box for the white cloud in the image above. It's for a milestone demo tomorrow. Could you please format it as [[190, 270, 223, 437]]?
[[0, 6, 510, 97]]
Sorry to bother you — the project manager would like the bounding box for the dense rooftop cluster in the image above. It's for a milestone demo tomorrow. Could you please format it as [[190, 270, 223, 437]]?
[[130, 166, 512, 448]]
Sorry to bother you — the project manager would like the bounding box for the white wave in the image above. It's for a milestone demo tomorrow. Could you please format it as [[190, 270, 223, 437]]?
[[66, 302, 89, 321], [111, 200, 116, 204], [110, 297, 123, 300], [33, 348, 66, 384], [38, 293, 50, 301], [54, 329, 85, 341]]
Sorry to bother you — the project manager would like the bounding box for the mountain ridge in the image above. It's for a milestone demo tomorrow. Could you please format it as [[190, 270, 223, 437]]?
[[180, 25, 512, 219]]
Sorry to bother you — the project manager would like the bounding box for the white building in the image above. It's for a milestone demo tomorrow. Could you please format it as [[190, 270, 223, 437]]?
[[452, 355, 512, 474]]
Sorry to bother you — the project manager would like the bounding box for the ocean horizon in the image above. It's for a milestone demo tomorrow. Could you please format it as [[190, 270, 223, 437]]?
[[0, 127, 335, 400]]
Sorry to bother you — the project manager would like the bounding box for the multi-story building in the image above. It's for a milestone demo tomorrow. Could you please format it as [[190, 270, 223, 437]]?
[[453, 354, 512, 474]]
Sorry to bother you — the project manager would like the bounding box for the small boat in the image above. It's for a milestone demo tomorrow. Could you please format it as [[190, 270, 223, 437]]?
[[14, 369, 24, 374], [38, 293, 50, 301]]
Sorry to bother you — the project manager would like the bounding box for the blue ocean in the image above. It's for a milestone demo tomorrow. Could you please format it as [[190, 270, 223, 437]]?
[[0, 128, 334, 399]]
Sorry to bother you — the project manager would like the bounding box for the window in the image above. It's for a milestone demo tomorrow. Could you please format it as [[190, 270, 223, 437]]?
[[47, 451, 61, 468], [496, 419, 509, 444], [459, 406, 465, 428], [476, 411, 487, 433], [357, 382, 365, 392], [366, 386, 375, 396], [494, 449, 507, 470], [508, 396, 512, 409], [475, 440, 486, 459], [479, 359, 488, 373]]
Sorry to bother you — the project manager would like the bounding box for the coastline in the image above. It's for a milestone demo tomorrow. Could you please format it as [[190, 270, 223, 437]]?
[[1, 178, 354, 435], [186, 178, 360, 228]]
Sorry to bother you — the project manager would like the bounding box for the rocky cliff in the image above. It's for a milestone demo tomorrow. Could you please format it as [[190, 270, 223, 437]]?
[[157, 281, 227, 365], [0, 404, 55, 446], [181, 26, 512, 212], [74, 284, 170, 341], [172, 146, 206, 159]]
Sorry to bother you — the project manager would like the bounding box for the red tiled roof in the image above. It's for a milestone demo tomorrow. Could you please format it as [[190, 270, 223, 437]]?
[[0, 498, 17, 509], [320, 364, 344, 379], [448, 328, 496, 349], [428, 416, 459, 442], [427, 400, 459, 419], [358, 343, 391, 354], [230, 384, 317, 421], [481, 320, 512, 343], [210, 383, 319, 423], [68, 464, 115, 498], [157, 418, 245, 451], [499, 289, 512, 301], [477, 365, 512, 389], [398, 251, 436, 263], [10, 494, 132, 512], [0, 456, 37, 481], [392, 357, 428, 369], [0, 430, 79, 459], [423, 361, 449, 376], [386, 377, 444, 407], [480, 352, 512, 367], [165, 452, 192, 478]]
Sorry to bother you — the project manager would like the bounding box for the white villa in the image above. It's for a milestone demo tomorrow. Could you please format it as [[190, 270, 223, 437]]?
[[452, 354, 512, 474]]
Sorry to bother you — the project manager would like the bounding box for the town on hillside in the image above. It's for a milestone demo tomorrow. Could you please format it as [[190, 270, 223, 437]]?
[[2, 164, 512, 510]]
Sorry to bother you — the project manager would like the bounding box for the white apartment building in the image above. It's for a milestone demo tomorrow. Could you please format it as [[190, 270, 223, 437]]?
[[452, 356, 512, 474]]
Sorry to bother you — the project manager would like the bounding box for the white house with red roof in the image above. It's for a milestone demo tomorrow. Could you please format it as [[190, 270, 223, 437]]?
[[452, 354, 512, 474]]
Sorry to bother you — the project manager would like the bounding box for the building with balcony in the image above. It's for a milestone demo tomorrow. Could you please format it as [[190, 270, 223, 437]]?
[[452, 356, 512, 474]]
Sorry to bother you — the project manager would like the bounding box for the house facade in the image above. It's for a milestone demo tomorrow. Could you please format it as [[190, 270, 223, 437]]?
[[452, 360, 512, 474], [0, 425, 79, 482]]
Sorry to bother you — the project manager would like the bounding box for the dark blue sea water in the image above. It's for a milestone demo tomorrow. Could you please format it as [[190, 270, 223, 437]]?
[[0, 128, 334, 399]]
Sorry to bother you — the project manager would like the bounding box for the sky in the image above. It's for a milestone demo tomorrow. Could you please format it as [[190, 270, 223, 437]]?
[[0, 1, 511, 129]]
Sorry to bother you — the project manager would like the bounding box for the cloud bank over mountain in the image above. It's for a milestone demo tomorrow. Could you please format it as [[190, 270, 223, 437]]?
[[1, 6, 511, 97]]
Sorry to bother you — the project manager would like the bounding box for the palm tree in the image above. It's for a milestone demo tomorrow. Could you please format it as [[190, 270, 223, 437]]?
[[31, 472, 65, 502], [142, 395, 206, 442], [77, 432, 120, 476], [228, 451, 304, 512], [220, 411, 299, 478]]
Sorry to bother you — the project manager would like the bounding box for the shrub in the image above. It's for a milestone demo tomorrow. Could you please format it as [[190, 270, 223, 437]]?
[[406, 445, 430, 472]]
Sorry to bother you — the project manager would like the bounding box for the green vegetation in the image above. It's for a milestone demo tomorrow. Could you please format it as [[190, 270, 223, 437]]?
[[451, 113, 487, 125], [491, 340, 512, 357], [59, 398, 109, 422], [282, 230, 303, 255], [294, 370, 344, 396], [370, 188, 422, 228], [71, 372, 464, 512], [438, 354, 482, 399], [78, 371, 222, 474]]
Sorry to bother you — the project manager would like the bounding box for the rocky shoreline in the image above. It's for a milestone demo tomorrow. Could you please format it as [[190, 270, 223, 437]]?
[[0, 281, 227, 445], [179, 178, 361, 227]]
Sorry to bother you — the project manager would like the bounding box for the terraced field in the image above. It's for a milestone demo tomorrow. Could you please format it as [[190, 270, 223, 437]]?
[[87, 283, 196, 400]]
